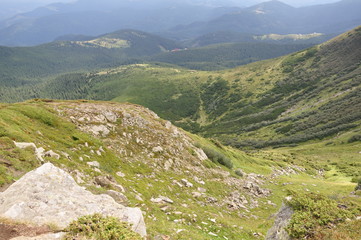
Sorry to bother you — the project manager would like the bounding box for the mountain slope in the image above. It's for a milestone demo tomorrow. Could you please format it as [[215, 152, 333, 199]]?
[[0, 100, 359, 239], [0, 29, 180, 87], [14, 26, 360, 151], [150, 42, 313, 70]]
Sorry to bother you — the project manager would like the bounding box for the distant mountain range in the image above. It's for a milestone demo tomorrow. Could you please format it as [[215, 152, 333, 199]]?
[[0, 0, 360, 46], [162, 0, 361, 40]]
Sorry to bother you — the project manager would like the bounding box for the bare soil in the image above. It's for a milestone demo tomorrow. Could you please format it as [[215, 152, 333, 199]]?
[[0, 223, 51, 240]]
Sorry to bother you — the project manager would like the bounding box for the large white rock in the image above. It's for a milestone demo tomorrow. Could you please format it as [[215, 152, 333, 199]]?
[[0, 163, 146, 237]]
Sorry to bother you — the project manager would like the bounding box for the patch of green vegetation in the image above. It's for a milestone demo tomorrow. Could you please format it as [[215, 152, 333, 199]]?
[[286, 191, 360, 239], [64, 213, 142, 240]]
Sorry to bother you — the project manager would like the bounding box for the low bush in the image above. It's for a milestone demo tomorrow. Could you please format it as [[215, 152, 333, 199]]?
[[286, 192, 358, 239], [64, 214, 142, 240], [202, 146, 233, 169], [348, 134, 361, 143]]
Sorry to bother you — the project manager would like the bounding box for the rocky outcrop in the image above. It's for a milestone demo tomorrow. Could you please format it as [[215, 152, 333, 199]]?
[[13, 142, 61, 162], [266, 202, 294, 240], [0, 163, 146, 237]]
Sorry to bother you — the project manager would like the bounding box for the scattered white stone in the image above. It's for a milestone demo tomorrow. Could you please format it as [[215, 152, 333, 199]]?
[[192, 192, 202, 198], [194, 148, 208, 161], [173, 180, 183, 188], [152, 146, 163, 153], [96, 150, 102, 156], [165, 121, 172, 129], [194, 177, 205, 185], [87, 161, 100, 168], [44, 150, 60, 160], [135, 194, 144, 202], [209, 232, 218, 237], [88, 125, 110, 137], [209, 218, 216, 223], [198, 187, 207, 193], [116, 171, 125, 177], [181, 179, 193, 188], [164, 159, 173, 171], [285, 196, 293, 202], [103, 111, 117, 123], [79, 157, 84, 161], [151, 196, 174, 204]]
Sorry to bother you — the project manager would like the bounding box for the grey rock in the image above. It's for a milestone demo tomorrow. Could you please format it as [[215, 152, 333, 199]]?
[[181, 179, 193, 188], [0, 163, 146, 237], [87, 161, 100, 168], [266, 203, 293, 240], [106, 190, 129, 206], [44, 150, 60, 160], [95, 176, 125, 192], [194, 148, 208, 161], [152, 146, 163, 153], [103, 111, 118, 123]]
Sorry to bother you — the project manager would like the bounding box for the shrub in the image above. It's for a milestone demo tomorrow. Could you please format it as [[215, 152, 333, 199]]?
[[64, 214, 142, 240], [348, 134, 361, 143], [286, 192, 357, 239], [202, 146, 233, 169]]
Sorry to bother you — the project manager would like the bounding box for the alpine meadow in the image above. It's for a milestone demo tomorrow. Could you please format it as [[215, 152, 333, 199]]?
[[0, 0, 360, 240]]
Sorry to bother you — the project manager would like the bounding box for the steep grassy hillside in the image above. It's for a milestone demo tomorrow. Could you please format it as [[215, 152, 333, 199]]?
[[0, 100, 359, 239]]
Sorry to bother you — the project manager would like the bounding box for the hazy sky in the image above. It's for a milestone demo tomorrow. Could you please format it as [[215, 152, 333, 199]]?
[[0, 0, 342, 19], [0, 0, 341, 7]]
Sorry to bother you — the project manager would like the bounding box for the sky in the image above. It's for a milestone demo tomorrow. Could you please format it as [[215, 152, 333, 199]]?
[[0, 0, 342, 20]]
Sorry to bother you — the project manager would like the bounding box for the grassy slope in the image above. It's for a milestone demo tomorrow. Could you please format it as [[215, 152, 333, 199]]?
[[18, 26, 360, 155], [0, 100, 359, 240]]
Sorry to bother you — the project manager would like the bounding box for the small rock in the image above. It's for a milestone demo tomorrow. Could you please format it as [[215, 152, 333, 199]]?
[[106, 190, 128, 206], [44, 150, 60, 160], [116, 171, 125, 177], [192, 192, 202, 198], [152, 146, 163, 153], [194, 148, 208, 161], [181, 179, 193, 188], [135, 194, 144, 202], [151, 196, 174, 204], [104, 111, 117, 122], [198, 187, 207, 193], [87, 161, 100, 168], [165, 121, 172, 129], [209, 232, 218, 237], [164, 159, 173, 171], [173, 180, 183, 188]]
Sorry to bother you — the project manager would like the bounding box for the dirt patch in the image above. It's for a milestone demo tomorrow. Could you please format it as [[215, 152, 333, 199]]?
[[0, 223, 52, 240]]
